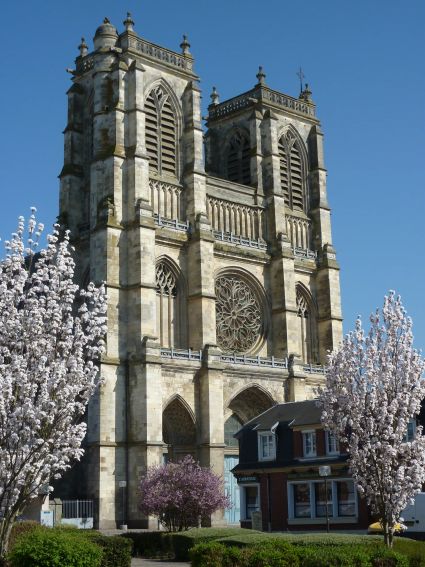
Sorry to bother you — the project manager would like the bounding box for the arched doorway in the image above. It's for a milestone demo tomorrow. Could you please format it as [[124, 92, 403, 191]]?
[[162, 396, 196, 462], [224, 386, 275, 524]]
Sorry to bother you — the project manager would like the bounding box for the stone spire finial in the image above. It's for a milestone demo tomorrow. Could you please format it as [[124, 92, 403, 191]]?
[[103, 17, 110, 24], [210, 86, 220, 106], [180, 35, 191, 56], [78, 37, 88, 57], [256, 66, 266, 86], [123, 12, 135, 31], [299, 83, 313, 103]]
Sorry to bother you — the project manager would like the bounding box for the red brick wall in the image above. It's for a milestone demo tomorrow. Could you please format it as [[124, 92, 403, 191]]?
[[293, 431, 303, 458], [316, 430, 325, 456]]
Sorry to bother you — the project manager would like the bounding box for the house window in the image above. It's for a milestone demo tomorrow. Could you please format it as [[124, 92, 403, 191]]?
[[337, 480, 356, 517], [241, 485, 259, 520], [258, 432, 276, 461], [315, 482, 332, 517], [302, 430, 316, 457], [293, 483, 311, 518], [403, 420, 416, 442], [325, 431, 339, 455], [288, 479, 357, 521]]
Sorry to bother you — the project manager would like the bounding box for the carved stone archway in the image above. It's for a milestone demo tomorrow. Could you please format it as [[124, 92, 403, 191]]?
[[162, 396, 196, 461], [227, 385, 275, 424]]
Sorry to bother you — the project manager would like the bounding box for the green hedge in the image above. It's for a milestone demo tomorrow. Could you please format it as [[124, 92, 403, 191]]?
[[8, 524, 132, 567], [190, 540, 409, 567], [85, 533, 132, 567], [119, 527, 425, 566], [121, 527, 253, 559], [121, 531, 173, 558], [8, 528, 103, 567]]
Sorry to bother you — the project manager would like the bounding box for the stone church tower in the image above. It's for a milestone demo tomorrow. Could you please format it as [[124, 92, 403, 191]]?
[[59, 15, 342, 528]]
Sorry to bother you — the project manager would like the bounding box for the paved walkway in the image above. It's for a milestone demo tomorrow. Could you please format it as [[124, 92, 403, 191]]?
[[131, 559, 190, 566]]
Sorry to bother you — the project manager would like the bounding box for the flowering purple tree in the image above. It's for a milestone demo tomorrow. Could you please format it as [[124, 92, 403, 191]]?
[[139, 455, 230, 531], [0, 211, 106, 562], [319, 292, 425, 547]]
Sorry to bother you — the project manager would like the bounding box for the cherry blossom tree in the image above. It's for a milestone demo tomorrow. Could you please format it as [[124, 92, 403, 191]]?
[[0, 210, 106, 562], [319, 292, 425, 547], [139, 455, 230, 531]]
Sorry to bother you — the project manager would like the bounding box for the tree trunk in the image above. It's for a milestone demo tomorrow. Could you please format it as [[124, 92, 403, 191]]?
[[0, 516, 15, 563], [382, 519, 394, 548]]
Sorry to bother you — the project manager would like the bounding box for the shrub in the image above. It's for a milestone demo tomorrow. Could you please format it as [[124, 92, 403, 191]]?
[[171, 527, 252, 560], [370, 547, 409, 567], [190, 542, 231, 567], [393, 539, 425, 567], [247, 543, 299, 567], [86, 533, 132, 567], [190, 540, 410, 567], [8, 528, 102, 567], [8, 521, 41, 552], [121, 531, 174, 558]]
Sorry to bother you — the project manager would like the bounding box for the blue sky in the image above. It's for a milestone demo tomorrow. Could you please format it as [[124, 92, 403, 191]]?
[[1, 1, 424, 350]]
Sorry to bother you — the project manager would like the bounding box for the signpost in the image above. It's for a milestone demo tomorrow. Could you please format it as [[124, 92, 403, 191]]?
[[319, 465, 331, 533]]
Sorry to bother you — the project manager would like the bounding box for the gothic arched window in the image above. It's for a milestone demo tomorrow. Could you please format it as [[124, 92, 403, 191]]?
[[224, 414, 243, 447], [226, 132, 251, 185], [278, 130, 306, 211], [156, 262, 180, 348], [296, 286, 318, 364], [145, 86, 177, 177]]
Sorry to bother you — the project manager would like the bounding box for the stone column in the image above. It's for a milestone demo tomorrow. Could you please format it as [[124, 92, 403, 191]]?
[[308, 125, 343, 360], [198, 345, 226, 526], [85, 53, 129, 528], [127, 337, 163, 528], [182, 81, 217, 349], [262, 110, 300, 359]]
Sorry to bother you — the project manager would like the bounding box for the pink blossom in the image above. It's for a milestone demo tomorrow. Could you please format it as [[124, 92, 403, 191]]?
[[139, 455, 230, 531], [0, 213, 106, 559], [318, 292, 425, 547]]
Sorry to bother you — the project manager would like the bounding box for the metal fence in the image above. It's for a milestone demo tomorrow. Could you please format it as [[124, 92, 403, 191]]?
[[62, 499, 93, 519]]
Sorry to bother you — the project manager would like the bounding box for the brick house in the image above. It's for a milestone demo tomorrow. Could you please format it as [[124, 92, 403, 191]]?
[[232, 400, 370, 531]]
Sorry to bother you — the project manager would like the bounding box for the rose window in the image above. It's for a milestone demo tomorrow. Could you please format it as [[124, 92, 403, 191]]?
[[215, 275, 262, 353]]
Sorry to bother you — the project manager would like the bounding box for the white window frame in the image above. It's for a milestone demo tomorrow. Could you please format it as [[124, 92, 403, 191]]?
[[287, 479, 358, 523], [257, 431, 276, 461], [302, 430, 317, 458], [325, 430, 339, 456], [239, 483, 260, 521]]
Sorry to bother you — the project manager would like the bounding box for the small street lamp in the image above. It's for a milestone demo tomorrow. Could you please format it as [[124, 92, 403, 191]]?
[[319, 465, 331, 533]]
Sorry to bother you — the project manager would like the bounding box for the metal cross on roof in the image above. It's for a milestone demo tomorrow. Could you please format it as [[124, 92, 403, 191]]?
[[296, 67, 305, 94]]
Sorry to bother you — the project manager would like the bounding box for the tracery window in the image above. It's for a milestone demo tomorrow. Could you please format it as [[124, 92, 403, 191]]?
[[224, 413, 243, 447], [215, 274, 262, 353], [156, 262, 179, 347], [226, 132, 251, 185], [296, 286, 318, 363], [278, 130, 306, 211], [145, 86, 177, 177]]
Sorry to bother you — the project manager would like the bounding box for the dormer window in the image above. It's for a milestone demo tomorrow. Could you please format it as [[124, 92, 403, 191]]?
[[258, 432, 276, 461], [302, 430, 316, 458], [325, 431, 339, 456]]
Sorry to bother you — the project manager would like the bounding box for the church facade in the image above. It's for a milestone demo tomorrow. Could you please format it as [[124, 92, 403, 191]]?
[[59, 14, 343, 528]]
